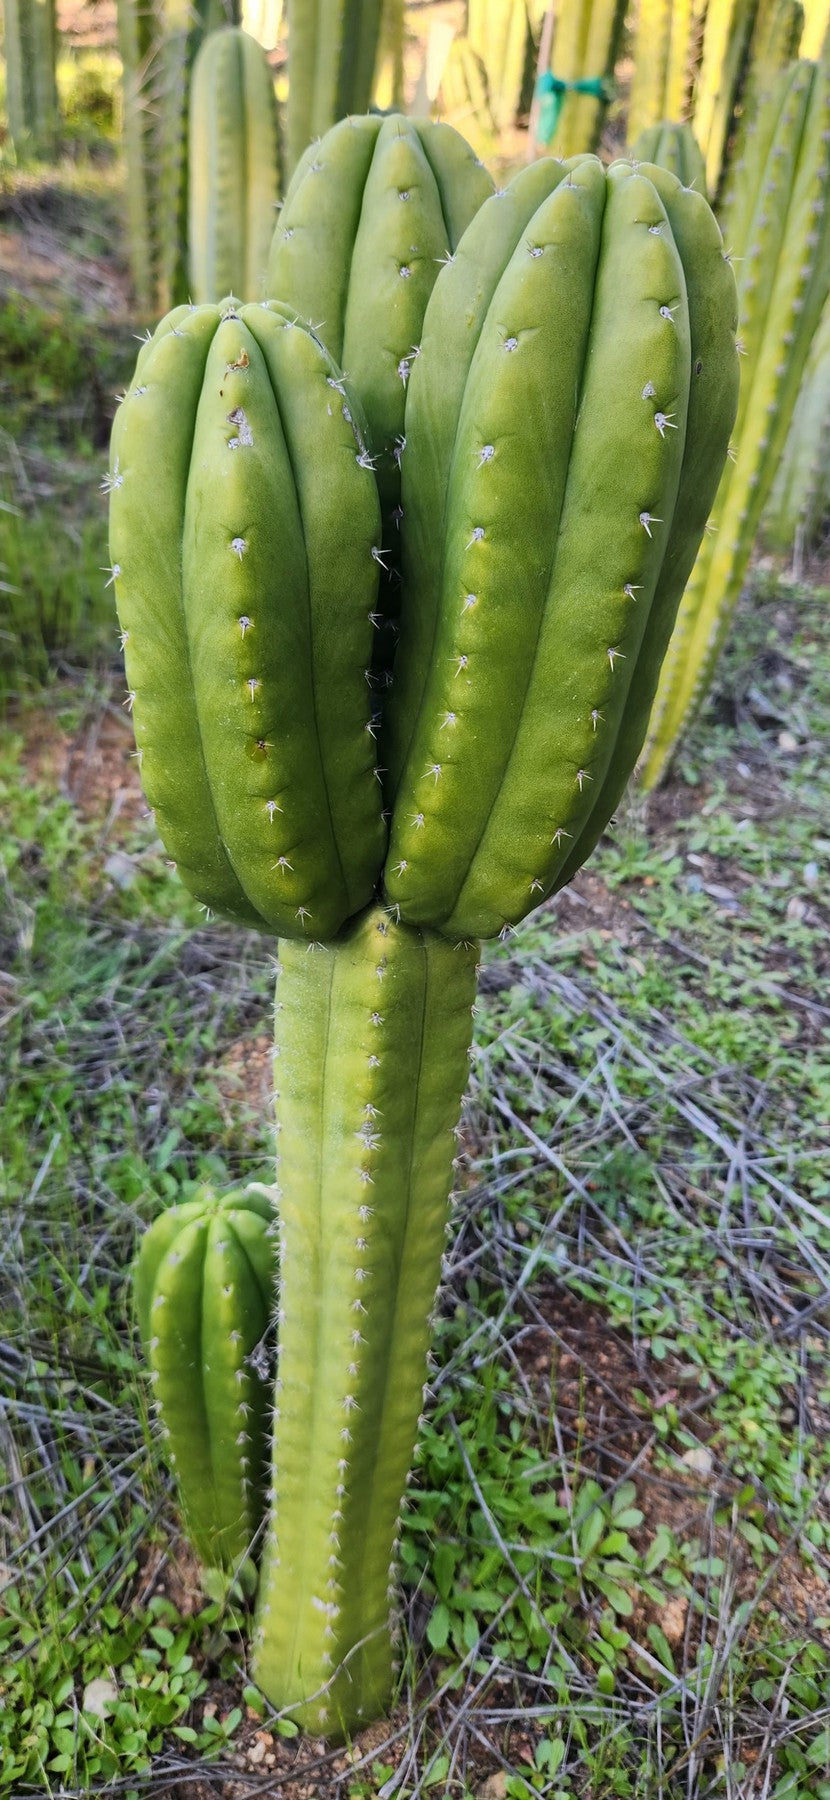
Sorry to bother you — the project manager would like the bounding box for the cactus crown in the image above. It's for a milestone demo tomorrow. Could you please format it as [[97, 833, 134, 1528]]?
[[109, 143, 738, 945]]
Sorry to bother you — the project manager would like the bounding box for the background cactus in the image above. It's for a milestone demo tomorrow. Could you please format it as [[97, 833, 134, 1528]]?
[[135, 1183, 277, 1569], [188, 27, 281, 303], [267, 114, 494, 679], [764, 292, 830, 553], [693, 0, 761, 196], [541, 0, 626, 156], [630, 120, 707, 186], [107, 297, 385, 937], [467, 0, 532, 133], [284, 0, 384, 177], [627, 0, 706, 145], [2, 0, 58, 158], [439, 33, 497, 156], [113, 146, 737, 1740], [640, 57, 830, 788]]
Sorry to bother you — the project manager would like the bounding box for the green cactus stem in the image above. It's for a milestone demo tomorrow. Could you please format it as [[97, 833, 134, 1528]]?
[[189, 27, 282, 303], [383, 154, 739, 940], [627, 0, 706, 145], [764, 294, 830, 552], [467, 0, 531, 134], [267, 114, 493, 675], [135, 1183, 277, 1569], [440, 34, 498, 158], [640, 58, 830, 788], [693, 0, 761, 197], [252, 906, 478, 1735], [2, 0, 58, 158], [107, 298, 385, 936], [631, 121, 707, 187], [543, 0, 626, 157], [284, 0, 384, 177]]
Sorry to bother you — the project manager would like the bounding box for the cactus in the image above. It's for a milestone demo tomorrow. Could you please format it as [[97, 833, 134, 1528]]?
[[267, 114, 494, 676], [439, 34, 498, 156], [764, 293, 830, 552], [467, 0, 532, 133], [693, 0, 761, 196], [135, 1183, 277, 1569], [640, 58, 830, 788], [188, 27, 281, 303], [373, 0, 405, 110], [542, 0, 626, 157], [736, 0, 805, 145], [112, 149, 737, 1738], [253, 907, 478, 1733], [627, 0, 706, 144], [108, 297, 385, 937], [284, 0, 384, 177], [383, 155, 738, 937], [631, 121, 707, 186], [2, 0, 58, 158], [242, 0, 284, 46]]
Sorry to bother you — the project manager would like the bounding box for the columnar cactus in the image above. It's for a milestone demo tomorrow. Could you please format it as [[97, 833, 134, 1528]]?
[[253, 909, 478, 1732], [113, 143, 737, 1738], [627, 0, 706, 145], [188, 27, 281, 303], [693, 0, 761, 196], [542, 0, 626, 157], [630, 121, 707, 187], [107, 298, 385, 937], [2, 0, 58, 158], [383, 155, 739, 937], [764, 292, 830, 552], [135, 1184, 277, 1568], [284, 0, 384, 177], [267, 114, 494, 673], [802, 0, 829, 55], [640, 58, 830, 787], [440, 35, 497, 158], [467, 0, 533, 133]]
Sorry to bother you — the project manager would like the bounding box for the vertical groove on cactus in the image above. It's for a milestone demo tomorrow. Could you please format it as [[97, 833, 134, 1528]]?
[[252, 908, 478, 1735], [188, 27, 281, 303], [640, 58, 830, 788], [135, 1184, 277, 1569]]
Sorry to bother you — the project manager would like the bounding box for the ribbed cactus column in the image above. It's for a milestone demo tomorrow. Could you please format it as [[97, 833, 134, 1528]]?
[[640, 58, 830, 787], [108, 297, 384, 935], [189, 27, 282, 303], [383, 155, 739, 937], [693, 0, 761, 197], [253, 909, 478, 1733], [544, 0, 626, 157], [267, 114, 493, 675], [3, 0, 58, 158], [764, 293, 830, 551], [285, 0, 384, 177], [628, 0, 705, 142], [135, 1185, 276, 1568]]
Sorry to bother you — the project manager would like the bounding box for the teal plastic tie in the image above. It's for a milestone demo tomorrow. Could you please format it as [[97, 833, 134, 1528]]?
[[535, 71, 612, 145]]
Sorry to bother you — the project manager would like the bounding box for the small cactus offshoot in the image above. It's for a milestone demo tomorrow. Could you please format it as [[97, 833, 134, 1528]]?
[[188, 27, 282, 304]]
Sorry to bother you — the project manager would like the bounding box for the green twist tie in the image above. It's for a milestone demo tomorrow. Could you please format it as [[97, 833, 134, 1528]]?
[[535, 71, 612, 145]]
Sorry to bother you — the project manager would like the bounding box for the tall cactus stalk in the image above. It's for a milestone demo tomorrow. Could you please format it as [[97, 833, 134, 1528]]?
[[112, 143, 737, 1737], [189, 27, 281, 302], [253, 911, 477, 1731], [284, 0, 384, 176], [628, 0, 707, 142], [543, 0, 626, 156], [467, 0, 532, 133], [693, 0, 761, 196], [2, 0, 58, 158], [640, 58, 830, 788], [764, 292, 830, 553]]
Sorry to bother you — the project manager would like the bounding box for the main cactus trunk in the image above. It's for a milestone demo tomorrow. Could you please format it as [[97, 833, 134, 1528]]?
[[188, 27, 282, 303], [253, 909, 477, 1733]]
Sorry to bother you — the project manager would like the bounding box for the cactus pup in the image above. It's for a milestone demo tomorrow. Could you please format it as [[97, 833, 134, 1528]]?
[[112, 147, 737, 1738], [640, 58, 830, 788], [135, 1185, 277, 1569]]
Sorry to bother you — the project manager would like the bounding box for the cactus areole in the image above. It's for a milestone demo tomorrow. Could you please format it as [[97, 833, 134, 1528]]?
[[110, 138, 738, 1736]]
